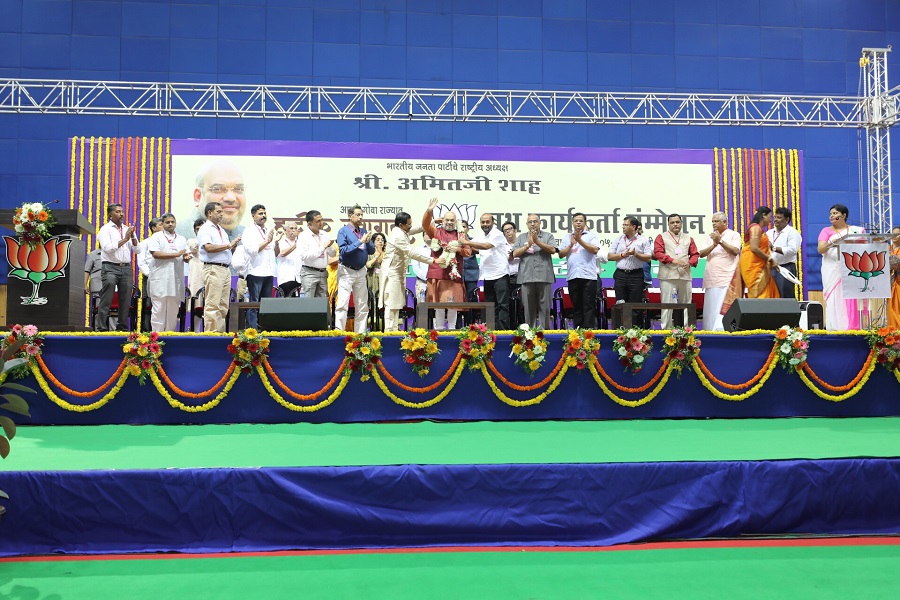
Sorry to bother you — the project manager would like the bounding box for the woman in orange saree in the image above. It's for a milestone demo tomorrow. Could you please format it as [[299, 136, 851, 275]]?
[[721, 207, 779, 317], [889, 226, 900, 329]]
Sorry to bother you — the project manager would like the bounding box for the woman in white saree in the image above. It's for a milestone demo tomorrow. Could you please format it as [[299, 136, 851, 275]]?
[[817, 203, 865, 330]]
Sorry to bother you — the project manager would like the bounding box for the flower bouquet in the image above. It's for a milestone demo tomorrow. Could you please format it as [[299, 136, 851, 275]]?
[[0, 324, 44, 379], [344, 333, 382, 381], [865, 327, 900, 372], [563, 328, 601, 370], [510, 324, 548, 376], [400, 328, 441, 377], [661, 325, 701, 377], [227, 328, 271, 375], [12, 202, 56, 250], [122, 331, 164, 385], [457, 323, 496, 371], [774, 325, 809, 372], [612, 327, 653, 374], [432, 238, 462, 279]]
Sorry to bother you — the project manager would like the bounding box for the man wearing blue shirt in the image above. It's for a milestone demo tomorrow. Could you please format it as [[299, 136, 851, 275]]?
[[335, 204, 375, 332]]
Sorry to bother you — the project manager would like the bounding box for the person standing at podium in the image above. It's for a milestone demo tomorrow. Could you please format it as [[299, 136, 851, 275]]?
[[653, 214, 699, 329], [817, 203, 865, 330], [96, 204, 137, 331]]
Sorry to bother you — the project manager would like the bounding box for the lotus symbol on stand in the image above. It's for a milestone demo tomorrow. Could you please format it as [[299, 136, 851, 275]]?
[[842, 250, 886, 292], [4, 236, 72, 305]]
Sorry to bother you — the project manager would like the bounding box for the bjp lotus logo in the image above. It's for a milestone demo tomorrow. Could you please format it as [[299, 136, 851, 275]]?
[[842, 250, 886, 292], [4, 236, 72, 305]]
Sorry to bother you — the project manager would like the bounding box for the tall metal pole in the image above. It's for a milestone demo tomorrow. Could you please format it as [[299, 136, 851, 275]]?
[[860, 48, 894, 233]]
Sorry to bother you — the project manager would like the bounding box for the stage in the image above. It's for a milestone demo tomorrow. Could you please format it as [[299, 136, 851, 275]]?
[[2, 418, 899, 556], [19, 331, 900, 425]]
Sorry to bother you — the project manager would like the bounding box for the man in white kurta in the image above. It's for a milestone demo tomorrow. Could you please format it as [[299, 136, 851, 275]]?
[[698, 212, 741, 330], [379, 211, 435, 331], [148, 214, 190, 332]]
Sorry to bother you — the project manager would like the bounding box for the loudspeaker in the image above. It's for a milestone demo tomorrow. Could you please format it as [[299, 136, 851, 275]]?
[[259, 297, 331, 331], [721, 298, 801, 331]]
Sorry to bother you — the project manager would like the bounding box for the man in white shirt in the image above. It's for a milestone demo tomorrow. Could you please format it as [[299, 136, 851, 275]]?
[[241, 204, 280, 330], [197, 202, 242, 332], [137, 218, 162, 331], [698, 212, 741, 331], [148, 213, 190, 332], [653, 214, 700, 329], [607, 216, 653, 327], [559, 212, 606, 329], [276, 221, 301, 297], [766, 207, 802, 299], [464, 213, 512, 329], [297, 210, 336, 299], [96, 204, 138, 331]]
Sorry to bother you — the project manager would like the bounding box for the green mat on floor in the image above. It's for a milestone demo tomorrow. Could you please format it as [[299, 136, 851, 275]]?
[[8, 417, 900, 471], [3, 545, 900, 599]]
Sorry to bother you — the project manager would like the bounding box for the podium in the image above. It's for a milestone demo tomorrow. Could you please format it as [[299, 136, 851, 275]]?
[[1, 209, 94, 331], [834, 232, 895, 329]]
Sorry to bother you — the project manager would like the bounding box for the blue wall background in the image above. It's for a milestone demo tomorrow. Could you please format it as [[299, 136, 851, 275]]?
[[1, 0, 899, 287]]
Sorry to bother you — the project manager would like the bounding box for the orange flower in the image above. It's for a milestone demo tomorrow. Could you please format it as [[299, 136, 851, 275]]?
[[584, 330, 595, 339], [878, 327, 891, 336], [886, 336, 896, 345], [570, 338, 583, 350], [38, 210, 48, 222], [776, 329, 788, 340], [793, 339, 802, 348]]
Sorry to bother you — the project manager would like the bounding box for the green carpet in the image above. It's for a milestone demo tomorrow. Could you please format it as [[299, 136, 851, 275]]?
[[8, 417, 900, 471], [3, 545, 899, 599]]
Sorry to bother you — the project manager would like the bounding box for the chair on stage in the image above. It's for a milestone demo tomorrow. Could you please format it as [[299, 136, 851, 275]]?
[[552, 286, 574, 329], [90, 287, 140, 331], [398, 287, 417, 331]]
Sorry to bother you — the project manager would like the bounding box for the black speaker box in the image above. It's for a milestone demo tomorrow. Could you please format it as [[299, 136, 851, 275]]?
[[721, 298, 801, 331], [259, 297, 330, 331]]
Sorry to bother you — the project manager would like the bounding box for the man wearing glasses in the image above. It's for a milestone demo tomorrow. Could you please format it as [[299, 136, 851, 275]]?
[[297, 210, 336, 299], [698, 212, 741, 330], [511, 214, 558, 329], [335, 205, 375, 333], [276, 221, 302, 297], [178, 160, 247, 241]]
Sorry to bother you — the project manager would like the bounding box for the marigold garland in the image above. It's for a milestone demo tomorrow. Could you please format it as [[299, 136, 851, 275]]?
[[377, 354, 462, 393], [157, 364, 236, 399], [263, 359, 346, 400], [36, 355, 125, 398], [589, 357, 674, 408], [796, 358, 877, 402], [487, 353, 564, 392], [481, 361, 569, 407], [31, 363, 129, 412], [258, 365, 351, 412], [799, 351, 875, 392], [372, 361, 466, 409], [592, 357, 668, 393], [150, 368, 239, 413], [695, 351, 776, 390], [692, 356, 779, 401]]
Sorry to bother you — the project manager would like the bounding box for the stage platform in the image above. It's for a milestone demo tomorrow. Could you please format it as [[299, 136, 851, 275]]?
[[21, 332, 900, 425], [2, 418, 899, 556]]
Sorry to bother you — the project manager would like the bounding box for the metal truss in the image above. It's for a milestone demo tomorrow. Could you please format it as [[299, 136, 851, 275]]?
[[0, 78, 871, 127], [860, 48, 895, 235]]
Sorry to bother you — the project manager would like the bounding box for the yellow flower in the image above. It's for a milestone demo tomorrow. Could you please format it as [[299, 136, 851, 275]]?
[[512, 344, 523, 354], [238, 351, 250, 361], [470, 347, 480, 357], [346, 343, 354, 352], [415, 337, 426, 349], [568, 331, 579, 342], [414, 328, 427, 336], [565, 356, 578, 367], [666, 336, 676, 346], [137, 347, 149, 357], [360, 374, 370, 382], [400, 339, 412, 350], [528, 360, 540, 371], [426, 343, 438, 354], [526, 350, 534, 359], [128, 365, 141, 376], [468, 330, 478, 341], [687, 336, 695, 345], [420, 368, 429, 376], [123, 345, 131, 353], [245, 328, 258, 339], [371, 338, 381, 350], [138, 335, 149, 344], [360, 346, 371, 355], [259, 339, 270, 349]]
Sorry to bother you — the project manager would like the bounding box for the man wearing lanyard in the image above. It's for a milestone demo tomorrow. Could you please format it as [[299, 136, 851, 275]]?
[[607, 217, 652, 325], [96, 204, 138, 331], [198, 202, 241, 333], [148, 213, 190, 332], [766, 207, 802, 299], [653, 214, 700, 329], [297, 210, 336, 299], [241, 204, 280, 330], [335, 204, 375, 332], [559, 212, 607, 329]]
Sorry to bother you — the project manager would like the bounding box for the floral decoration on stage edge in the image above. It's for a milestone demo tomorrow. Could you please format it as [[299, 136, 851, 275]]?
[[13, 201, 56, 249], [400, 328, 440, 378], [457, 323, 496, 371], [344, 333, 382, 381], [662, 326, 701, 377], [122, 331, 164, 385], [228, 328, 271, 375], [774, 325, 809, 372], [613, 327, 653, 374], [564, 328, 600, 371], [510, 324, 548, 376], [1, 324, 45, 380], [865, 326, 900, 372]]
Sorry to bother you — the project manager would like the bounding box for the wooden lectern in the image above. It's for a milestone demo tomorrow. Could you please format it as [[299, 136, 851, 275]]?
[[1, 209, 95, 331]]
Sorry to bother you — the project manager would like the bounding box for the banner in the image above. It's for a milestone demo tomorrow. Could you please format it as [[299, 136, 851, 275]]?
[[839, 242, 892, 299], [169, 141, 714, 278]]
